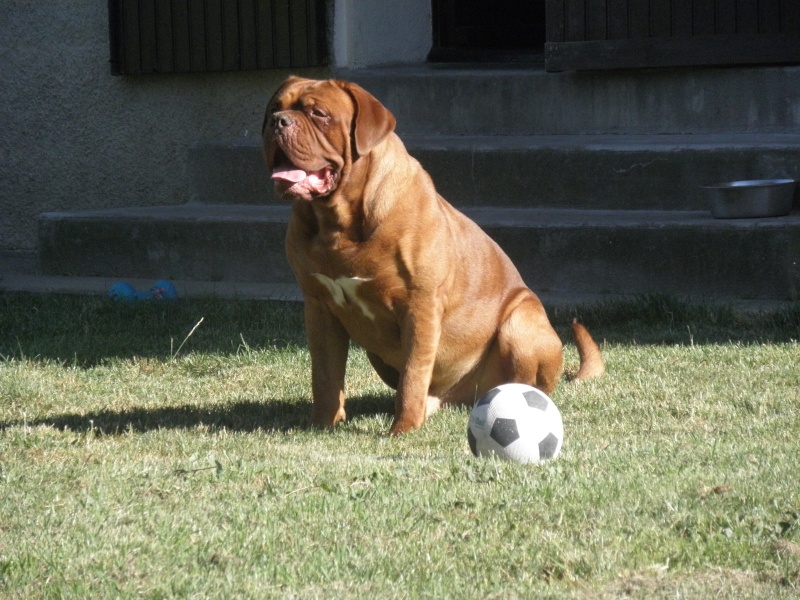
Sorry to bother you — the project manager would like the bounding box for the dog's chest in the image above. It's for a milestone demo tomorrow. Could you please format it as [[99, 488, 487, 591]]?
[[303, 266, 403, 347], [289, 220, 407, 345], [311, 273, 377, 321]]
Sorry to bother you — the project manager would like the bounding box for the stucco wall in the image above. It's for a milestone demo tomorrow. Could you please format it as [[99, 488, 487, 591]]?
[[0, 2, 328, 251], [333, 0, 431, 68]]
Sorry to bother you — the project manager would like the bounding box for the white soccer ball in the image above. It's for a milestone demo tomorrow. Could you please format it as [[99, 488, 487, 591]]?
[[468, 383, 564, 464]]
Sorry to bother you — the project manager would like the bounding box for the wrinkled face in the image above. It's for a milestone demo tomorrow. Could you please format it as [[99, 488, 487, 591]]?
[[262, 78, 353, 202]]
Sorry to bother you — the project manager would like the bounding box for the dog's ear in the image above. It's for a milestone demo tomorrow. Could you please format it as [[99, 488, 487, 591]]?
[[338, 81, 396, 158]]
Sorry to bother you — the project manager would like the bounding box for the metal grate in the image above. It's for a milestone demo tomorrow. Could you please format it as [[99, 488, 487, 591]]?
[[108, 0, 328, 75]]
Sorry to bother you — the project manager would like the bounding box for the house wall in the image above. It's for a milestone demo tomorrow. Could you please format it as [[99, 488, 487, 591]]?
[[333, 0, 431, 68], [0, 2, 329, 252]]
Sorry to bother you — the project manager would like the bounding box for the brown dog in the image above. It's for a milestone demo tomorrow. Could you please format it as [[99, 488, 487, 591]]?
[[262, 76, 604, 435]]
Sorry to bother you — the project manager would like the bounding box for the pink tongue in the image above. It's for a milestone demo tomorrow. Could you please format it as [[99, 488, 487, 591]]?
[[271, 166, 309, 183]]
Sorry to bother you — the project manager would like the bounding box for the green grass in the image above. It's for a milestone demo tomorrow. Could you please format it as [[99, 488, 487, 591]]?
[[1, 293, 799, 598]]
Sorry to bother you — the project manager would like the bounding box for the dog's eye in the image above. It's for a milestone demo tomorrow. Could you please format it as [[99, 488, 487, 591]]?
[[310, 108, 328, 119]]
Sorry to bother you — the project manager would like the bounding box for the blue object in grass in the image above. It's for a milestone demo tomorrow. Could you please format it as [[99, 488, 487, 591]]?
[[109, 280, 178, 302], [149, 280, 179, 301]]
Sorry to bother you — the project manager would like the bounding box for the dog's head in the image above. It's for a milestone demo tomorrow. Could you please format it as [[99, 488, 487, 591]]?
[[262, 77, 396, 202]]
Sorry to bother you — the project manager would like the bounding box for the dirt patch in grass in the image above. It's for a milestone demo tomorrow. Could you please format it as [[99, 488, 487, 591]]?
[[579, 567, 796, 599]]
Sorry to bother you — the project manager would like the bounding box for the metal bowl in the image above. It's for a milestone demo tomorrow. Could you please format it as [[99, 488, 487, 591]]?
[[702, 179, 796, 219]]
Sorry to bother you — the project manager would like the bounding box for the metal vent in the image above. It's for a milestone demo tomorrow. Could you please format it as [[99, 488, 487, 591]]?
[[109, 0, 328, 75]]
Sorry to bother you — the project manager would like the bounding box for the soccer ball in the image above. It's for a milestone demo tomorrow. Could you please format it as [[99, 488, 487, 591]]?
[[468, 383, 564, 464]]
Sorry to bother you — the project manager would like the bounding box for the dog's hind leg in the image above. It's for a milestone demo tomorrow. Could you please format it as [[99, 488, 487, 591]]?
[[494, 293, 564, 395]]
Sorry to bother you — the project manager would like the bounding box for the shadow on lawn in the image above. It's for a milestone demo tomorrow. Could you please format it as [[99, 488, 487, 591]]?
[[551, 296, 800, 346], [1, 295, 798, 368], [0, 395, 394, 435], [0, 295, 309, 367]]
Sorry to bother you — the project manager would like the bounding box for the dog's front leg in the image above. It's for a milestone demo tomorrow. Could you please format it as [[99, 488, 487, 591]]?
[[390, 302, 443, 435], [304, 298, 350, 428]]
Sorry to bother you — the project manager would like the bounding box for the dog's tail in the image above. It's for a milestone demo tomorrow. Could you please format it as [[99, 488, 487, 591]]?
[[571, 319, 605, 381]]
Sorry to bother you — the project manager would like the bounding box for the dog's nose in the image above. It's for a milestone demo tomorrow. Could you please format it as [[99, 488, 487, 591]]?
[[271, 112, 294, 130]]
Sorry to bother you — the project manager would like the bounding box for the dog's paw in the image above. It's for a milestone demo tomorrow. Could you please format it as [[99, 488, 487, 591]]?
[[310, 407, 346, 429]]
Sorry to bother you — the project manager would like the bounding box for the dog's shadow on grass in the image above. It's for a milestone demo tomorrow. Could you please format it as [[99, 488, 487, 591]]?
[[0, 395, 394, 436]]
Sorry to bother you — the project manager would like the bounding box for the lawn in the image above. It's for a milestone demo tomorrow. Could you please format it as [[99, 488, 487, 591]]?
[[1, 293, 799, 598]]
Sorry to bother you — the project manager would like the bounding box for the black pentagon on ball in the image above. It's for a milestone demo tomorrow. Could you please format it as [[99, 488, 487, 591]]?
[[476, 387, 502, 407], [467, 426, 479, 456], [538, 432, 559, 459], [490, 417, 520, 447], [523, 390, 549, 411]]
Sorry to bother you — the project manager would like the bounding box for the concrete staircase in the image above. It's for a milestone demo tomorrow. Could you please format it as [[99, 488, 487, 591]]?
[[38, 64, 800, 302]]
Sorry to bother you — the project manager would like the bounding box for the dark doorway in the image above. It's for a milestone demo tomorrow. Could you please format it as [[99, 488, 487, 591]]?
[[429, 0, 546, 62]]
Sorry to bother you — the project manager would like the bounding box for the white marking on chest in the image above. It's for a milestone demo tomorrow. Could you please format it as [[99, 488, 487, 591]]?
[[312, 273, 375, 321]]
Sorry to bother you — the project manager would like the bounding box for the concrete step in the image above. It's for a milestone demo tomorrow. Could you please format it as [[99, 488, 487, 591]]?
[[39, 204, 291, 283], [337, 64, 800, 136], [337, 64, 800, 135], [3, 250, 792, 313], [38, 204, 800, 301], [189, 135, 800, 211]]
